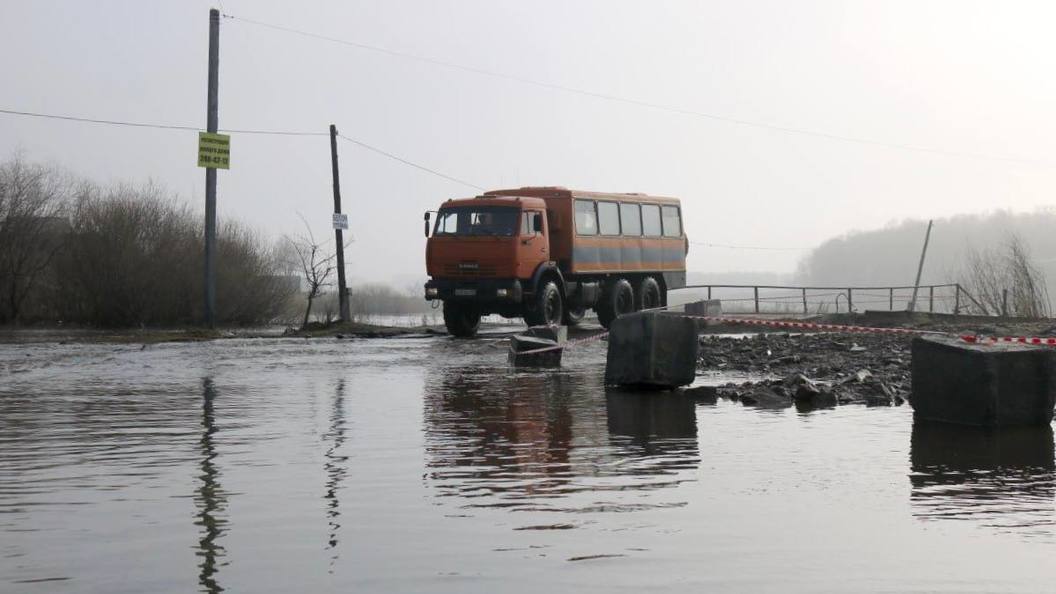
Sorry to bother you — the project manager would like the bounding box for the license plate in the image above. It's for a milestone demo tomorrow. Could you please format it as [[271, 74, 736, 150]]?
[[454, 288, 477, 296]]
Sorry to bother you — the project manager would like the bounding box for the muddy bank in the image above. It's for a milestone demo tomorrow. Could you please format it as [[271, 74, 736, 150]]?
[[692, 314, 1056, 409], [695, 333, 913, 408], [0, 321, 444, 344], [285, 321, 445, 339]]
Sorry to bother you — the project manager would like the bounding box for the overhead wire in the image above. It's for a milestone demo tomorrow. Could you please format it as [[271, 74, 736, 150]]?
[[0, 107, 326, 136], [0, 107, 482, 190], [690, 241, 809, 251], [222, 12, 1056, 168], [337, 134, 484, 191]]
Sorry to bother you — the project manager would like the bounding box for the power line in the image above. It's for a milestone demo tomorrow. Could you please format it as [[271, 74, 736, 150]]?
[[690, 241, 810, 251], [222, 13, 1056, 168], [337, 134, 484, 190], [0, 106, 482, 190], [0, 107, 326, 136]]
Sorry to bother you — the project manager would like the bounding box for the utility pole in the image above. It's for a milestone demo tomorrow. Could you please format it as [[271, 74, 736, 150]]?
[[330, 124, 351, 322], [203, 8, 220, 328], [907, 219, 933, 313]]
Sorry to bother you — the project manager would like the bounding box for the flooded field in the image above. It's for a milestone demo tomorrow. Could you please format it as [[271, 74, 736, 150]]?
[[2, 331, 1055, 593]]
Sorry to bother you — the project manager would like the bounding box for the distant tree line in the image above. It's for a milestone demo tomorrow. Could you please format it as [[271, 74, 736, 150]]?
[[794, 209, 1054, 317], [0, 157, 295, 326]]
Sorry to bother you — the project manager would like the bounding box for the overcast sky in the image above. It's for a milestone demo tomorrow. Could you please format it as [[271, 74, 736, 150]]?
[[2, 0, 1055, 285]]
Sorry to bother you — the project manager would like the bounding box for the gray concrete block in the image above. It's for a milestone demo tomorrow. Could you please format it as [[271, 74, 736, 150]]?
[[684, 300, 722, 316], [604, 312, 699, 388], [508, 334, 563, 367], [911, 335, 1056, 426], [523, 324, 568, 344]]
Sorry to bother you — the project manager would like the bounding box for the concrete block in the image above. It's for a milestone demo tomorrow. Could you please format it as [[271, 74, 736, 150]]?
[[604, 312, 699, 388], [523, 324, 568, 344], [508, 334, 562, 367], [911, 335, 1056, 426], [684, 300, 722, 316]]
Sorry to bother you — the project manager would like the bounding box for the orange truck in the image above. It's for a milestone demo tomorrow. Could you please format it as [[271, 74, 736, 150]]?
[[424, 187, 687, 337]]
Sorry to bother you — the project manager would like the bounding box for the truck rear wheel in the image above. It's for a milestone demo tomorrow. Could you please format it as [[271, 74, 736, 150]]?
[[443, 301, 481, 338], [524, 280, 563, 327], [563, 305, 586, 326], [637, 276, 662, 311], [597, 278, 634, 329]]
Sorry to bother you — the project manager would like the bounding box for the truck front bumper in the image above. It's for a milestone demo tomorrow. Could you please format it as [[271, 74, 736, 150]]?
[[425, 278, 524, 303]]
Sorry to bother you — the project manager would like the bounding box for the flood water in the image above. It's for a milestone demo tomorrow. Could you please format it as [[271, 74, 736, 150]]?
[[2, 332, 1055, 593]]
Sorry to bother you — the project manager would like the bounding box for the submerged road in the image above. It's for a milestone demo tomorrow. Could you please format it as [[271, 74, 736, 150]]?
[[1, 334, 1055, 593]]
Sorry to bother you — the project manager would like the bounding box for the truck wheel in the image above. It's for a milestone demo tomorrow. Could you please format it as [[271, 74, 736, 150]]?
[[597, 278, 634, 329], [637, 277, 662, 311], [443, 301, 481, 338], [524, 280, 563, 327], [564, 305, 586, 326]]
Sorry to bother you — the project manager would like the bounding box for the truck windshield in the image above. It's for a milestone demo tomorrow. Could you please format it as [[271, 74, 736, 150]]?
[[433, 206, 519, 237]]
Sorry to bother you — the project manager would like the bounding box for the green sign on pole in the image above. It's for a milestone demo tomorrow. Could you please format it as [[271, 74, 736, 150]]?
[[197, 132, 230, 169]]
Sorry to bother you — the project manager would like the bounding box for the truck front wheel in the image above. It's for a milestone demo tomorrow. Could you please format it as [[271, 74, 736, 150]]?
[[443, 301, 481, 338], [597, 278, 634, 329], [524, 280, 564, 327]]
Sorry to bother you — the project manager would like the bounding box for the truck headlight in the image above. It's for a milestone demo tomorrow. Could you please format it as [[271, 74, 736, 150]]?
[[426, 287, 438, 298], [496, 288, 508, 297]]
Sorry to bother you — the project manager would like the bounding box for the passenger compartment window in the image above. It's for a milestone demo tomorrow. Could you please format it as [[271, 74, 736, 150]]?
[[641, 204, 662, 236], [661, 206, 682, 237], [574, 200, 598, 235], [597, 201, 620, 235], [620, 203, 641, 236]]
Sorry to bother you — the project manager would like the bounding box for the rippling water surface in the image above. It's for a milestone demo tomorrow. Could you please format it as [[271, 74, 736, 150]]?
[[2, 332, 1055, 593]]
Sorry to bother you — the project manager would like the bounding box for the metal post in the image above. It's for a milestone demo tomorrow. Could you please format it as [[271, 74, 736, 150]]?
[[802, 288, 807, 315], [889, 287, 894, 310], [203, 8, 220, 328], [847, 289, 853, 312], [954, 284, 961, 315], [907, 220, 933, 312], [1002, 288, 1009, 317], [707, 286, 711, 300], [929, 285, 934, 312], [753, 286, 759, 314], [330, 124, 351, 322]]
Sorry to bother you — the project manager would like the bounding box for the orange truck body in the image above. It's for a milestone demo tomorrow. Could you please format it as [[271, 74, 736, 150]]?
[[424, 187, 687, 334]]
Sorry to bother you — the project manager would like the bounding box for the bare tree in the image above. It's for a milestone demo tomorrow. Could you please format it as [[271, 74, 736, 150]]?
[[959, 233, 1050, 318], [286, 218, 337, 329], [0, 158, 70, 324]]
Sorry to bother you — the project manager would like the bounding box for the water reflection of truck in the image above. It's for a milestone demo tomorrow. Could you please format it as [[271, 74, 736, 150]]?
[[424, 187, 687, 337]]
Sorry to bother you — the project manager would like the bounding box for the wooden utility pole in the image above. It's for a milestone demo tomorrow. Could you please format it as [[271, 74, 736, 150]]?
[[330, 124, 351, 322], [203, 8, 220, 327], [907, 219, 933, 313]]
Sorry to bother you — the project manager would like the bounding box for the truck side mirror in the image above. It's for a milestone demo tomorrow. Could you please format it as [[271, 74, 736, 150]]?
[[424, 211, 431, 237], [533, 213, 543, 233]]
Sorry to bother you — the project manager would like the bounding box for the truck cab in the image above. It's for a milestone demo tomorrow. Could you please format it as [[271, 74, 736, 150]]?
[[425, 196, 559, 336]]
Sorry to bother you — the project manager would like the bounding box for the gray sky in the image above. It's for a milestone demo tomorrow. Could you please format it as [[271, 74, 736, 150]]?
[[2, 0, 1055, 285]]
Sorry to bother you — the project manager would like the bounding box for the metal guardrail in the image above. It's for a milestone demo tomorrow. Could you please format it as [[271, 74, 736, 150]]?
[[677, 283, 984, 315]]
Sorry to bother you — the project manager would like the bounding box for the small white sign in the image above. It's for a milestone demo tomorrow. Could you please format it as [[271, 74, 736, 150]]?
[[332, 213, 349, 230]]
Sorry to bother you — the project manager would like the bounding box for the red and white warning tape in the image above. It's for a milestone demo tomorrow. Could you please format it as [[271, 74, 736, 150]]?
[[688, 315, 947, 336], [960, 334, 1056, 346]]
